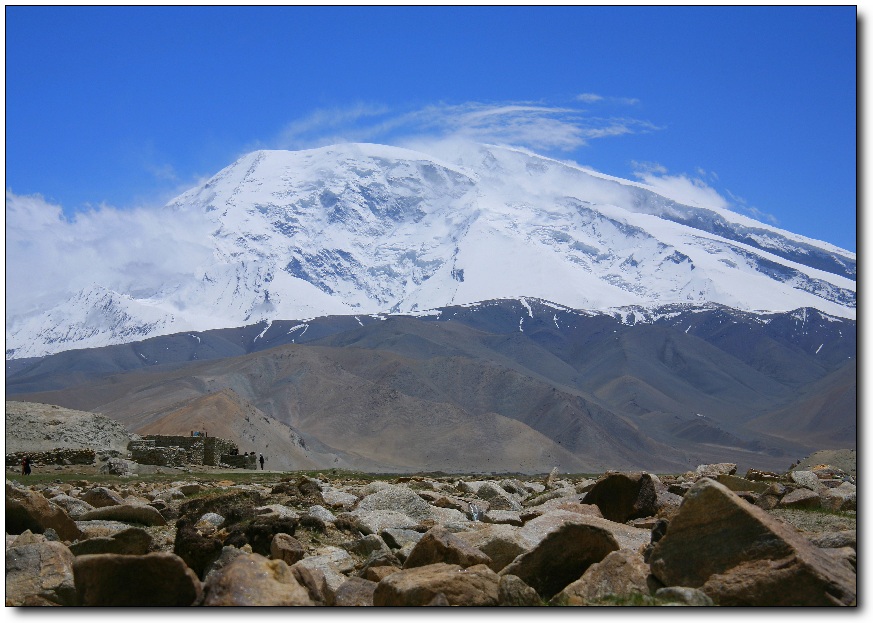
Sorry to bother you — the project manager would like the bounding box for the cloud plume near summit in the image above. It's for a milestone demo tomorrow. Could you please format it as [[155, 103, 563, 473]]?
[[5, 190, 214, 322]]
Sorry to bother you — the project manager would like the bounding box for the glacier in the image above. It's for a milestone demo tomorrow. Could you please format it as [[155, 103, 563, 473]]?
[[5, 142, 856, 359]]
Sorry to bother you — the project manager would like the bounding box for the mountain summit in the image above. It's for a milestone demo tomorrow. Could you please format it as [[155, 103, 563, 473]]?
[[6, 142, 855, 359]]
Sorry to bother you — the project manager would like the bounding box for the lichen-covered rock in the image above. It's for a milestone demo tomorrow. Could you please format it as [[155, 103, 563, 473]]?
[[649, 478, 856, 606], [6, 541, 77, 606], [201, 553, 312, 606]]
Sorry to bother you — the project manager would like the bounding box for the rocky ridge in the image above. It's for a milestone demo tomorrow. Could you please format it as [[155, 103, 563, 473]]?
[[5, 459, 856, 606]]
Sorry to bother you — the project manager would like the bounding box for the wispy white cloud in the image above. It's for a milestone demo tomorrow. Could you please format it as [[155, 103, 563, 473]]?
[[576, 93, 639, 106], [5, 190, 214, 321], [576, 93, 604, 103], [631, 162, 730, 211], [272, 100, 660, 156]]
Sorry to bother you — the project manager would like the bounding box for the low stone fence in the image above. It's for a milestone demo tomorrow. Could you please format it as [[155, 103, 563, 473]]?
[[129, 444, 189, 468], [6, 448, 96, 467]]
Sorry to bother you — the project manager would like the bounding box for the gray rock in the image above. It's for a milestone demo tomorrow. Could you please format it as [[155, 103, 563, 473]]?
[[49, 494, 95, 519], [308, 504, 338, 524], [356, 484, 435, 522], [790, 470, 823, 492]]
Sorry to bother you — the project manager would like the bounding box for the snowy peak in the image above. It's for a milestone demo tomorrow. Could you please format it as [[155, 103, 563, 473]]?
[[6, 142, 855, 359]]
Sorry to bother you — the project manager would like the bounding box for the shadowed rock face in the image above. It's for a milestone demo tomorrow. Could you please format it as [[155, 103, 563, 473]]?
[[73, 552, 202, 606]]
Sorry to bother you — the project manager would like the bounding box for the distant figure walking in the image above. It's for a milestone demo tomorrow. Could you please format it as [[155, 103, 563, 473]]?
[[259, 454, 265, 470], [21, 456, 32, 476]]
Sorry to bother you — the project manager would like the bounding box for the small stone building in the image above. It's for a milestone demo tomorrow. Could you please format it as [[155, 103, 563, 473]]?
[[129, 435, 248, 468]]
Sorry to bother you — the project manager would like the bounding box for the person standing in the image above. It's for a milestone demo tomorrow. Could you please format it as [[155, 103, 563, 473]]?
[[22, 456, 32, 476], [259, 454, 265, 470]]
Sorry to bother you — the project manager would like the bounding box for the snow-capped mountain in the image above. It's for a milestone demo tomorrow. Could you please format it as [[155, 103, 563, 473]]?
[[5, 142, 856, 359]]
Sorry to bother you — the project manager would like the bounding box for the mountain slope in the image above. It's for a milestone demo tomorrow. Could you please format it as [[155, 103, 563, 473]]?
[[6, 142, 855, 359], [7, 299, 855, 473]]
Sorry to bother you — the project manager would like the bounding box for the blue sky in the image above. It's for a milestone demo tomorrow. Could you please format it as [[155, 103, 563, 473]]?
[[5, 5, 857, 251]]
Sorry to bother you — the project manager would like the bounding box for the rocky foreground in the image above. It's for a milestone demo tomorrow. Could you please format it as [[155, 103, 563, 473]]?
[[6, 462, 856, 607]]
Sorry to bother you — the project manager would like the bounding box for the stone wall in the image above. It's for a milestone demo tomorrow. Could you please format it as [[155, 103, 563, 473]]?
[[129, 445, 189, 468], [205, 438, 236, 466], [130, 435, 242, 468], [221, 454, 258, 469], [6, 448, 96, 466]]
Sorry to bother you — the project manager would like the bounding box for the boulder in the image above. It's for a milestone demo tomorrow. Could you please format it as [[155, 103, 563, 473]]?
[[81, 487, 125, 508], [778, 488, 821, 510], [483, 510, 523, 526], [715, 475, 770, 494], [201, 553, 312, 606], [173, 517, 224, 579], [333, 577, 377, 606], [373, 563, 500, 606], [321, 487, 358, 509], [74, 552, 202, 606], [5, 541, 77, 606], [790, 470, 823, 492], [68, 527, 152, 556], [379, 527, 423, 550], [500, 520, 620, 600], [655, 586, 714, 606], [341, 509, 419, 535], [476, 482, 522, 511], [694, 463, 737, 479], [342, 534, 390, 558], [498, 574, 542, 606], [307, 504, 338, 524], [355, 484, 435, 522], [6, 483, 83, 541], [821, 482, 856, 511], [810, 530, 856, 551], [78, 504, 167, 526], [456, 523, 529, 572], [403, 526, 492, 569], [550, 549, 651, 605], [581, 472, 659, 523], [521, 511, 650, 553], [288, 562, 330, 606], [99, 458, 136, 476], [49, 494, 95, 519], [648, 478, 856, 606], [223, 515, 299, 556], [270, 532, 305, 565]]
